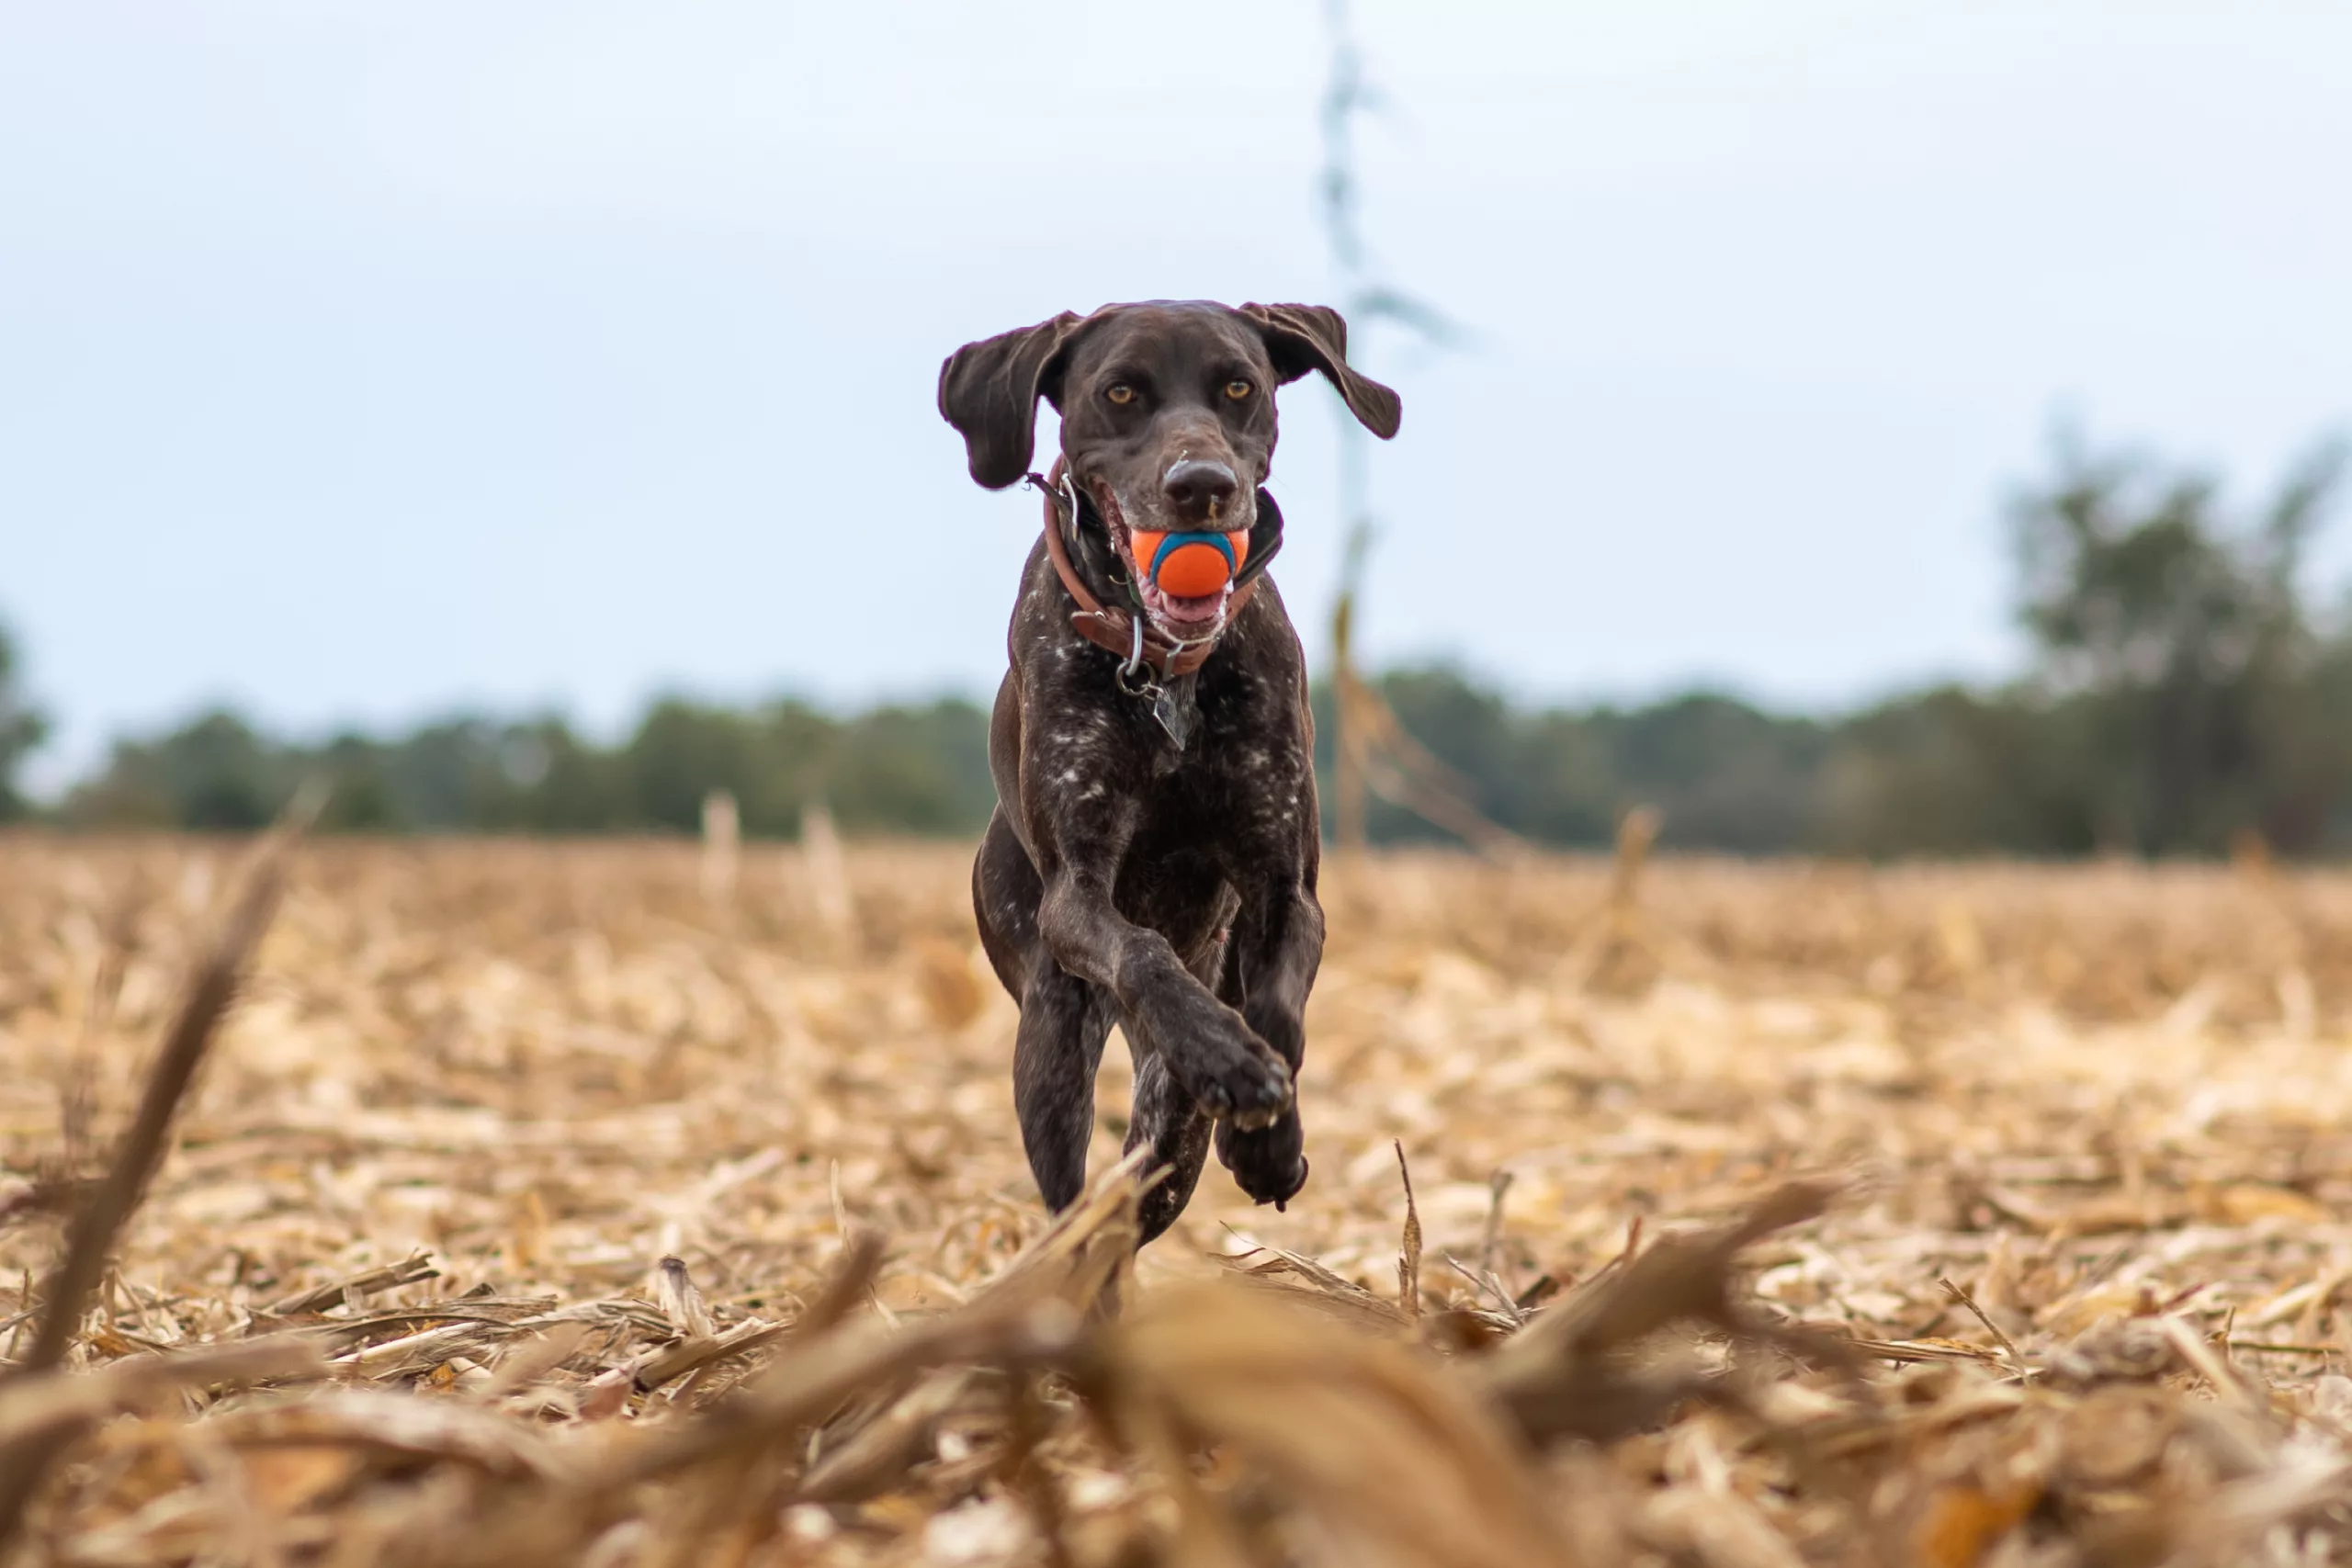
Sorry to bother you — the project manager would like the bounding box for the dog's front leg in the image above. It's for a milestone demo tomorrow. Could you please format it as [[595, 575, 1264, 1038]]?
[[1213, 874, 1322, 1208], [1034, 867, 1295, 1133]]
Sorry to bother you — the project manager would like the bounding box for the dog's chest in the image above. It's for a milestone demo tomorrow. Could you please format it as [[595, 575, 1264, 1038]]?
[[1132, 707, 1310, 841]]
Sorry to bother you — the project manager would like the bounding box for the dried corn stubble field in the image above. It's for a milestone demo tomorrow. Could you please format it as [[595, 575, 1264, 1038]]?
[[9, 838, 2352, 1566]]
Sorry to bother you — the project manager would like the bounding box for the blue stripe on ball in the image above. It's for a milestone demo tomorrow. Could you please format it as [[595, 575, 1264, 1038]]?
[[1149, 531, 1238, 581]]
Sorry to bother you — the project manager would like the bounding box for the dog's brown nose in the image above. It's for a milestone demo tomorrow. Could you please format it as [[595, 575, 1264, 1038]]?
[[1161, 459, 1238, 525]]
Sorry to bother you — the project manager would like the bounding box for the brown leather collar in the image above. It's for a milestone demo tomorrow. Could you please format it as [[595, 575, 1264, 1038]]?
[[1034, 456, 1256, 682]]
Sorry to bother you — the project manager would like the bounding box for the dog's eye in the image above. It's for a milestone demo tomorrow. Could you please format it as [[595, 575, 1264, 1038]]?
[[1104, 383, 1136, 406], [1224, 379, 1253, 401]]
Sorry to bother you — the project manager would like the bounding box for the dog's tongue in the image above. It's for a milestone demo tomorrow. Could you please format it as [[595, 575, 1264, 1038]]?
[[1160, 592, 1224, 626], [1140, 579, 1227, 631]]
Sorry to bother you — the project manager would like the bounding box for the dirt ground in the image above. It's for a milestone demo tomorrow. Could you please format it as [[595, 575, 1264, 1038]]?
[[8, 836, 2352, 1566]]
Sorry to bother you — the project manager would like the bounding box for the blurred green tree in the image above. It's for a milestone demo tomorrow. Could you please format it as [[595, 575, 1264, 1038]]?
[[63, 709, 288, 829], [827, 699, 998, 835], [0, 620, 47, 821], [2010, 432, 2347, 853]]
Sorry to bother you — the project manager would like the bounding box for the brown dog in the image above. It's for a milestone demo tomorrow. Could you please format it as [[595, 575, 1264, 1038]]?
[[938, 300, 1400, 1244]]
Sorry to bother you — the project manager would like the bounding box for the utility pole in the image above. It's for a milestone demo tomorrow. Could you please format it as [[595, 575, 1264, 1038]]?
[[1317, 0, 1375, 853], [1316, 0, 1517, 859]]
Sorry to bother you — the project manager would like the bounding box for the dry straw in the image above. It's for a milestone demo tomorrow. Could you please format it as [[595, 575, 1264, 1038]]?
[[6, 834, 2352, 1565]]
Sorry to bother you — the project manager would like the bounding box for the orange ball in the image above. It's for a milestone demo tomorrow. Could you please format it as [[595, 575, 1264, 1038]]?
[[1131, 529, 1248, 599]]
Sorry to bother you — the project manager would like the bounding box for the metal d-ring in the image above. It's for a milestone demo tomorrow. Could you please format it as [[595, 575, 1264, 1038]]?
[[1116, 615, 1157, 696]]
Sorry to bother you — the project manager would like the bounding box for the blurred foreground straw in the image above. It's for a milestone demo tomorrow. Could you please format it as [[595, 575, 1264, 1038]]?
[[0, 789, 320, 1551]]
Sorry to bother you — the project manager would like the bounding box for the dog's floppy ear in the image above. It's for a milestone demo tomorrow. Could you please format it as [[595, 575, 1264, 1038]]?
[[938, 311, 1088, 490], [1239, 303, 1402, 440]]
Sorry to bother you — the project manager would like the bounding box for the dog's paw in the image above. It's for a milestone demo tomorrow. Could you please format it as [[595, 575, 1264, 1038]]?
[[1145, 979, 1293, 1130], [1218, 1111, 1307, 1207], [1192, 1045, 1294, 1132]]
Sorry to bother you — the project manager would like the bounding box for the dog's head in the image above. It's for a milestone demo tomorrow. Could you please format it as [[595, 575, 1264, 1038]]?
[[940, 300, 1400, 637]]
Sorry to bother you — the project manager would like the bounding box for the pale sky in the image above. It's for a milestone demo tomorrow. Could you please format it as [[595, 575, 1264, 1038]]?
[[6, 1, 2349, 789]]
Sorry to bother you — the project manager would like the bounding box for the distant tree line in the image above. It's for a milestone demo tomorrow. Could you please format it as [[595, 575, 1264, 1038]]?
[[28, 697, 999, 840], [4, 434, 2346, 856]]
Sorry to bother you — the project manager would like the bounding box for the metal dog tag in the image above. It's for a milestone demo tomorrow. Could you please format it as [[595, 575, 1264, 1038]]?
[[1151, 682, 1197, 750]]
